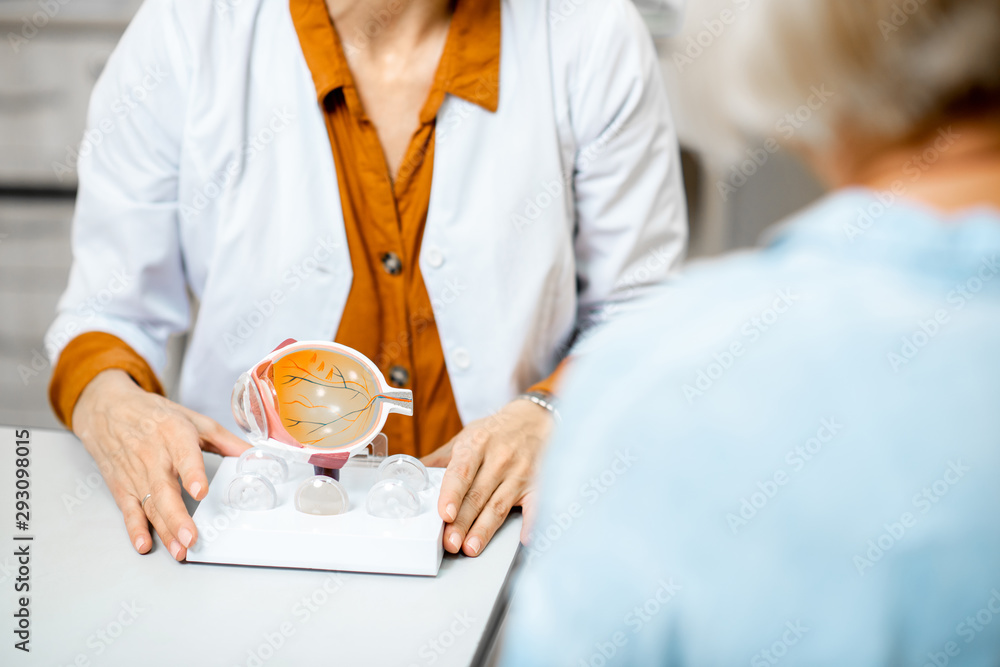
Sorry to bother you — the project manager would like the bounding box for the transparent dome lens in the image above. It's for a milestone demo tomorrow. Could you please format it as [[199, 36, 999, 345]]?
[[376, 454, 429, 492], [236, 448, 288, 485], [231, 373, 268, 443], [295, 476, 349, 516], [231, 375, 252, 436], [225, 473, 278, 511], [366, 479, 421, 519]]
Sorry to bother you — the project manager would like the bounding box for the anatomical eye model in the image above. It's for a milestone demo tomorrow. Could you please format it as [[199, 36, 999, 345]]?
[[191, 339, 444, 575], [273, 349, 406, 448], [232, 339, 413, 471]]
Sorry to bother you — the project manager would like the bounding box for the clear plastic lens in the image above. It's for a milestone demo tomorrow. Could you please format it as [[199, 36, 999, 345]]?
[[231, 373, 268, 443], [376, 454, 429, 492], [231, 374, 252, 437], [225, 473, 278, 511], [294, 476, 350, 516], [366, 479, 421, 519], [247, 376, 268, 441], [236, 448, 288, 485]]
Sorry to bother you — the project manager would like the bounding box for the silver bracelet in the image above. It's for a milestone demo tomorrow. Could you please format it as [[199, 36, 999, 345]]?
[[517, 391, 560, 423]]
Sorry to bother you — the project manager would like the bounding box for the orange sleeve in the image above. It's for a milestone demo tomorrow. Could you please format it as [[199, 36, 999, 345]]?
[[526, 357, 573, 397], [49, 331, 164, 430]]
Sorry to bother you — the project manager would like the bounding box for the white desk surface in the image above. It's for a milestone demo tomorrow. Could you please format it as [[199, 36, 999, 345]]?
[[0, 427, 521, 667]]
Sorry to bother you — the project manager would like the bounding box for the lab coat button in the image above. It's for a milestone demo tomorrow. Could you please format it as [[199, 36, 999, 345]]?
[[426, 247, 444, 268], [453, 348, 471, 370], [389, 365, 409, 387], [381, 252, 403, 276]]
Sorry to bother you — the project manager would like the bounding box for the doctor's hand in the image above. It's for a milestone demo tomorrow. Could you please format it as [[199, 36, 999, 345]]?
[[71, 369, 250, 561], [422, 398, 555, 557]]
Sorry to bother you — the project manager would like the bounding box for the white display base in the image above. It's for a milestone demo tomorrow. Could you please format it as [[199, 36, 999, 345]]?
[[187, 457, 445, 576]]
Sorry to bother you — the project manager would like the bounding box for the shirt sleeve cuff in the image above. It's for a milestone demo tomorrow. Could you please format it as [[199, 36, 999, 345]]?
[[48, 331, 165, 430], [525, 357, 572, 397]]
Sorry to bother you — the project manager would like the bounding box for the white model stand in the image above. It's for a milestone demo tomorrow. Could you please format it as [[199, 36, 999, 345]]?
[[187, 458, 445, 576]]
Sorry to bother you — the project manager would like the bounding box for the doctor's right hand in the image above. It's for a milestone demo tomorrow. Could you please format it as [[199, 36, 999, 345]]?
[[71, 369, 250, 561]]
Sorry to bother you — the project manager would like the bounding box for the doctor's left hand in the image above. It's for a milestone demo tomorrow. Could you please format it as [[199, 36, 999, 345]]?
[[422, 399, 555, 557]]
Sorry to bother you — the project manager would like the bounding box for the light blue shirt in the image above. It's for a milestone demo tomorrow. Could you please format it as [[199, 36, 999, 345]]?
[[501, 190, 1000, 666]]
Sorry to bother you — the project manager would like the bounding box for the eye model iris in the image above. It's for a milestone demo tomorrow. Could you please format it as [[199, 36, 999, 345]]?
[[273, 350, 392, 449]]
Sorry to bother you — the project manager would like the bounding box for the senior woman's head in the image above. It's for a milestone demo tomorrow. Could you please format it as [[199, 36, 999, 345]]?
[[677, 0, 1000, 189]]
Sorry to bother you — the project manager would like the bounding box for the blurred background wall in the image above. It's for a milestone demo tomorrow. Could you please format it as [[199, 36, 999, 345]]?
[[0, 0, 824, 429]]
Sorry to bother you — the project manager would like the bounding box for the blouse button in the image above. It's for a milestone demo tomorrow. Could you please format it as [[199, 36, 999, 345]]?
[[389, 365, 410, 387], [381, 252, 402, 276]]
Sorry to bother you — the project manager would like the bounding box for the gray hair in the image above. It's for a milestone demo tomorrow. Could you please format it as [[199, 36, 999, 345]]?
[[665, 0, 1000, 158]]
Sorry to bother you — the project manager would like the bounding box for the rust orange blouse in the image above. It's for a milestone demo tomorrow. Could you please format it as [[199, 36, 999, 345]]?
[[50, 0, 562, 456]]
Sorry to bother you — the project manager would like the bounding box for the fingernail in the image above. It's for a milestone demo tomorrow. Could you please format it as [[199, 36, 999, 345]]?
[[448, 532, 462, 550], [445, 503, 457, 522], [466, 537, 482, 556], [135, 536, 146, 552], [190, 482, 203, 499], [178, 527, 194, 548], [169, 540, 183, 560]]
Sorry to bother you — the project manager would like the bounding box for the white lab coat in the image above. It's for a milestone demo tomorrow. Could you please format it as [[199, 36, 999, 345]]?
[[47, 0, 688, 437]]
